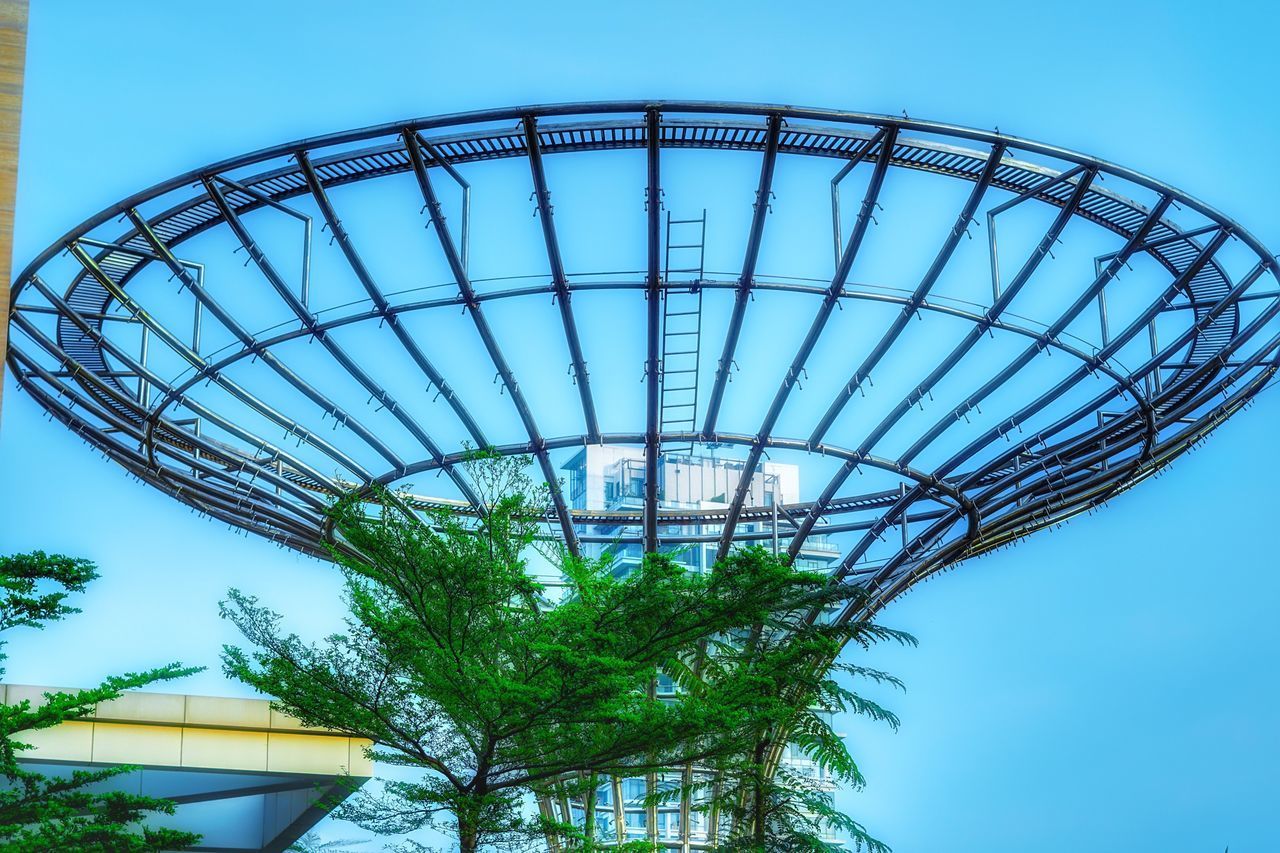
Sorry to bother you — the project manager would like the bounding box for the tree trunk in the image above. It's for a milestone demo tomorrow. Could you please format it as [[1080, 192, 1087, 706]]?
[[457, 789, 483, 853], [751, 739, 769, 847], [459, 819, 479, 853], [583, 772, 598, 845]]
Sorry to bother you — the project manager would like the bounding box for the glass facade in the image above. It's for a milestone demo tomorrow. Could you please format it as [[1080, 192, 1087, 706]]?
[[558, 447, 841, 846]]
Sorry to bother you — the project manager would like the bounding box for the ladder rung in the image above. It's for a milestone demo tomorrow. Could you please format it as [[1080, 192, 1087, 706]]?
[[662, 210, 704, 445]]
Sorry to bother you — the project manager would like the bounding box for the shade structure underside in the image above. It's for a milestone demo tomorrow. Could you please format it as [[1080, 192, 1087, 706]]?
[[7, 100, 1279, 620]]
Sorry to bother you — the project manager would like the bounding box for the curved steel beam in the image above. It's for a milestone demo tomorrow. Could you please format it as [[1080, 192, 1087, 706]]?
[[13, 293, 331, 512], [715, 126, 899, 560], [203, 175, 461, 494], [295, 149, 489, 452], [944, 228, 1231, 487], [701, 113, 782, 437], [897, 194, 1173, 466], [786, 143, 1007, 559], [523, 116, 601, 443], [124, 212, 377, 480], [16, 269, 1204, 539], [802, 168, 1097, 572], [402, 128, 580, 554]]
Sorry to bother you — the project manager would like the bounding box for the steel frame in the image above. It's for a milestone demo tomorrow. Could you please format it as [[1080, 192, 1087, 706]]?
[[715, 125, 898, 560], [643, 108, 664, 553], [7, 100, 1278, 617]]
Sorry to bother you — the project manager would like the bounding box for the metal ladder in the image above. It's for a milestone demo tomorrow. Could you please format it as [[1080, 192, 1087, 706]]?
[[660, 210, 706, 456]]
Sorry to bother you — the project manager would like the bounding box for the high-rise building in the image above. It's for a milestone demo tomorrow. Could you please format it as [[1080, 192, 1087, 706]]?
[[560, 446, 842, 845], [565, 445, 840, 576]]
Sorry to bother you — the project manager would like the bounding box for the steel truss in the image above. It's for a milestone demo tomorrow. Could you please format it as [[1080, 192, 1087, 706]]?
[[7, 100, 1278, 626]]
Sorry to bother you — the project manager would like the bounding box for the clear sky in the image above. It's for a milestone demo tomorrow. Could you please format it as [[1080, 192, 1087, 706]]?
[[3, 1, 1280, 850]]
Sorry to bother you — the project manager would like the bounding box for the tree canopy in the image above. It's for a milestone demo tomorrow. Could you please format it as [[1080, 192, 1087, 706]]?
[[0, 551, 201, 851], [223, 454, 906, 851], [667, 575, 913, 852]]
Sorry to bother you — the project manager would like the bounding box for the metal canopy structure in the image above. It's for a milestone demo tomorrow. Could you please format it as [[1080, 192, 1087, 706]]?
[[7, 101, 1280, 620]]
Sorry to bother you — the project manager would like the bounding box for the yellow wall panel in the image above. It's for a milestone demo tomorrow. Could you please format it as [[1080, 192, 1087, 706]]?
[[185, 695, 271, 729], [4, 684, 86, 710], [181, 728, 269, 772], [91, 722, 182, 767], [14, 720, 93, 761], [269, 707, 340, 734], [97, 691, 186, 724], [267, 732, 354, 775], [347, 738, 374, 777]]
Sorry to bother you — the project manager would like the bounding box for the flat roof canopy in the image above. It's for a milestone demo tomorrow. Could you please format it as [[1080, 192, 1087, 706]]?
[[3, 683, 372, 852]]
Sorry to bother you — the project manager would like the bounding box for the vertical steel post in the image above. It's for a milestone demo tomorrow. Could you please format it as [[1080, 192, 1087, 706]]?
[[191, 291, 203, 355], [460, 182, 470, 274], [830, 161, 849, 269], [1098, 288, 1111, 346], [138, 324, 150, 409], [1149, 320, 1163, 393], [772, 493, 779, 557], [300, 217, 311, 308], [988, 213, 1002, 303], [900, 481, 909, 551], [644, 108, 662, 553], [419, 136, 472, 275]]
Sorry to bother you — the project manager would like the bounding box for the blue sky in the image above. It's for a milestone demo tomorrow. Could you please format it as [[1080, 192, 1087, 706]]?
[[3, 1, 1280, 850]]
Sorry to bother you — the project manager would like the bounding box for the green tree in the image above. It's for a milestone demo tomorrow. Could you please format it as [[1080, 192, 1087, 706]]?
[[668, 574, 912, 852], [287, 830, 369, 851], [221, 454, 860, 852], [0, 551, 202, 851]]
